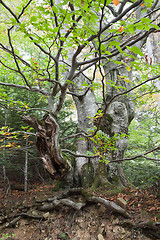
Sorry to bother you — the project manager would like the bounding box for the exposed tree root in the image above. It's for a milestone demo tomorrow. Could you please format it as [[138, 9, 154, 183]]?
[[35, 188, 130, 217], [0, 188, 130, 230], [39, 198, 85, 211], [1, 188, 159, 239], [87, 196, 130, 218]]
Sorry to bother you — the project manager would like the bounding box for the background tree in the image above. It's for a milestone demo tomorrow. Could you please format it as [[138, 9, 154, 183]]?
[[0, 0, 160, 189]]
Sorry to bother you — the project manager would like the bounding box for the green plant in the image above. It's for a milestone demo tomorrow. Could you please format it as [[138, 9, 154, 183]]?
[[0, 233, 16, 240]]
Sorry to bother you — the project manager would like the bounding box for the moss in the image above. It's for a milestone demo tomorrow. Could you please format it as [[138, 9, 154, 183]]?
[[81, 162, 94, 188], [63, 152, 74, 167], [80, 189, 92, 201], [91, 174, 101, 189], [110, 175, 125, 189], [92, 162, 116, 190], [53, 180, 66, 192]]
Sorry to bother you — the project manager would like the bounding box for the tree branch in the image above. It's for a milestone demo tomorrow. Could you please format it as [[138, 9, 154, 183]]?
[[7, 29, 31, 88], [62, 149, 98, 158], [106, 74, 160, 108], [0, 81, 49, 95], [108, 146, 160, 163], [0, 43, 40, 73]]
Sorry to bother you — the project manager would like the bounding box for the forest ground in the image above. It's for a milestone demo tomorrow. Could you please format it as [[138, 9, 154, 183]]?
[[0, 183, 159, 240]]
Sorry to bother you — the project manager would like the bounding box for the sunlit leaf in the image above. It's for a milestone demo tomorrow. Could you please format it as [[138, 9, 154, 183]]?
[[118, 26, 123, 33], [113, 0, 119, 6]]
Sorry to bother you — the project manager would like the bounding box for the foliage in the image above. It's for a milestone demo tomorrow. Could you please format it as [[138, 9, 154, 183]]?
[[124, 158, 160, 187], [0, 233, 15, 240], [0, 0, 160, 186], [87, 130, 119, 161], [124, 104, 160, 186]]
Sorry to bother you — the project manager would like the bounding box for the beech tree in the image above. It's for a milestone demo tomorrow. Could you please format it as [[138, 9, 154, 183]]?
[[0, 0, 160, 188]]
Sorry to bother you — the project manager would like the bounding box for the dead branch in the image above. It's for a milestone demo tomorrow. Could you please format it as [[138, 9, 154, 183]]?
[[1, 212, 45, 229], [22, 114, 69, 179], [5, 216, 21, 228]]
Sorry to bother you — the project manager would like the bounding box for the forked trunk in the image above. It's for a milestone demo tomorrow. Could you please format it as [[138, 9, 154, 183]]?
[[71, 69, 134, 188]]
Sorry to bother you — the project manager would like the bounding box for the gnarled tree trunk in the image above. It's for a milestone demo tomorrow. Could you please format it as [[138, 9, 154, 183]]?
[[23, 114, 69, 180], [69, 58, 135, 188], [102, 60, 135, 187]]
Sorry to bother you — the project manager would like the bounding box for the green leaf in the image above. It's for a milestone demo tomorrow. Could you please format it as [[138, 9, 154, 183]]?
[[101, 44, 106, 51], [86, 151, 94, 156], [53, 27, 59, 32], [60, 233, 67, 239], [109, 41, 120, 47], [37, 6, 44, 12], [127, 46, 144, 56], [82, 81, 89, 87], [141, 18, 151, 23], [31, 16, 37, 22], [105, 50, 112, 55], [52, 6, 58, 14]]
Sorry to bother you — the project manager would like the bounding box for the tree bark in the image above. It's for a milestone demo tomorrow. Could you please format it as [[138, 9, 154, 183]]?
[[24, 138, 28, 192], [71, 74, 99, 187], [23, 114, 69, 180], [102, 60, 135, 187]]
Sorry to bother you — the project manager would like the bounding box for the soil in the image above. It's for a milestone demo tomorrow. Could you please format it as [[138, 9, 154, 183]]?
[[0, 184, 159, 240]]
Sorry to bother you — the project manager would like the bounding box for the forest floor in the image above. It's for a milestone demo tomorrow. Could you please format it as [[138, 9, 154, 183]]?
[[0, 183, 160, 240]]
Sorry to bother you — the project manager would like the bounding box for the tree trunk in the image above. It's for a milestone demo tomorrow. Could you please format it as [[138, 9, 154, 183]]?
[[2, 111, 9, 191], [71, 75, 99, 187], [24, 138, 28, 192], [23, 114, 69, 180], [102, 60, 135, 187], [22, 61, 135, 189], [71, 72, 128, 188]]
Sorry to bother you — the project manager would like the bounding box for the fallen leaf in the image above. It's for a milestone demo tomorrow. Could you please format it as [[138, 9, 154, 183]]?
[[148, 207, 156, 212]]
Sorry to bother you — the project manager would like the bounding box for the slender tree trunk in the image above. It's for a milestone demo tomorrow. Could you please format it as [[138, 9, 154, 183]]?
[[3, 111, 8, 189], [24, 138, 28, 192], [2, 165, 7, 183]]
